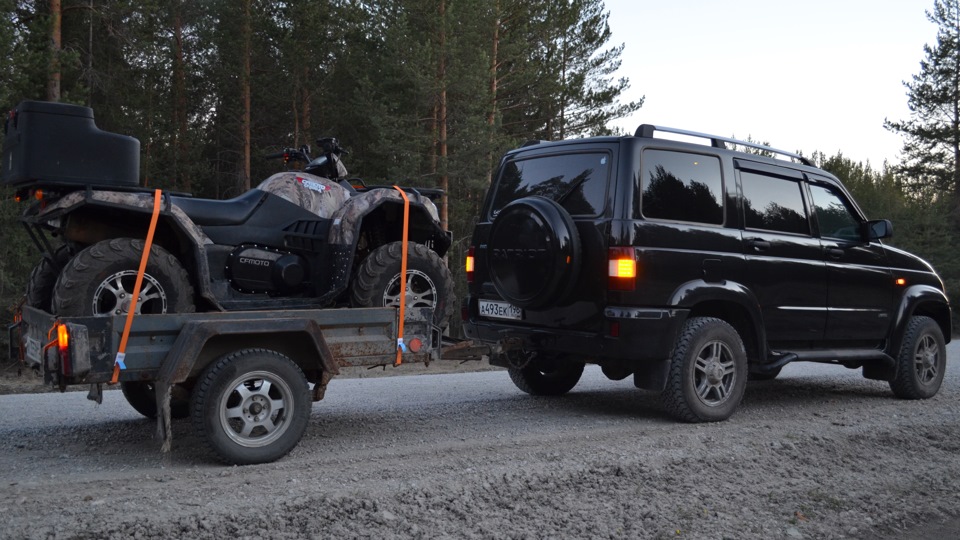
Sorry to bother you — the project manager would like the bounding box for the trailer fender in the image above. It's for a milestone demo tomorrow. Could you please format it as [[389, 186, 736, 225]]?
[[152, 317, 339, 452]]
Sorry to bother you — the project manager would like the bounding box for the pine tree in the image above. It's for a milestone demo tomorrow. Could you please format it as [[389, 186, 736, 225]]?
[[885, 0, 960, 210]]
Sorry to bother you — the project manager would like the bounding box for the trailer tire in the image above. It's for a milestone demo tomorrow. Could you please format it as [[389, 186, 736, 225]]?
[[191, 349, 311, 465], [121, 381, 190, 420]]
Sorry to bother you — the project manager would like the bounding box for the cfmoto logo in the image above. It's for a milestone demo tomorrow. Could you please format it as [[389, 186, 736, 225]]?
[[239, 257, 270, 267]]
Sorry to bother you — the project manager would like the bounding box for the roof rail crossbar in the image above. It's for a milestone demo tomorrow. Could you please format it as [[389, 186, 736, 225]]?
[[635, 124, 812, 166]]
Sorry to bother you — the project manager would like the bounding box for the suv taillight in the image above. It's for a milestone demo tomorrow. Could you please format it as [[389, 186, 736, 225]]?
[[608, 247, 636, 291], [466, 246, 475, 283]]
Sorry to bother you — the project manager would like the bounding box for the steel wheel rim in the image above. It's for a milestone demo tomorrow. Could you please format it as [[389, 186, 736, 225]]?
[[693, 340, 737, 407], [92, 270, 167, 316], [383, 269, 437, 309], [914, 334, 940, 385], [218, 370, 293, 448]]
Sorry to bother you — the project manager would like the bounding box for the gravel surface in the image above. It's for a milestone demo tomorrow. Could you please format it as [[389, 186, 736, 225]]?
[[1, 348, 958, 540]]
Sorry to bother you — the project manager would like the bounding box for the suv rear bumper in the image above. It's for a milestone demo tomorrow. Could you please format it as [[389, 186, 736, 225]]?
[[463, 305, 689, 364]]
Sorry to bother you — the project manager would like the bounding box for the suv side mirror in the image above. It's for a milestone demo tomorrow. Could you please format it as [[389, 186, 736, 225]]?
[[863, 219, 893, 241]]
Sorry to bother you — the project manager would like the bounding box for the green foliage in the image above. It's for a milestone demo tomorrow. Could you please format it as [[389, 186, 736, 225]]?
[[885, 0, 960, 205], [818, 152, 960, 330]]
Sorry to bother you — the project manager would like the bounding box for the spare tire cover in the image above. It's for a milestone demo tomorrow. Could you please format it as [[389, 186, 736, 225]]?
[[486, 196, 582, 310]]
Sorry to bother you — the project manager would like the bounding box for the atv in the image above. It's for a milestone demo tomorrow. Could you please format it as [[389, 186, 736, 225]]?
[[3, 100, 454, 412]]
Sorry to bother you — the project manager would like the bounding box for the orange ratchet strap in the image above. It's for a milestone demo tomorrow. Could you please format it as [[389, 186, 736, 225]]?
[[392, 186, 411, 366], [111, 189, 163, 384]]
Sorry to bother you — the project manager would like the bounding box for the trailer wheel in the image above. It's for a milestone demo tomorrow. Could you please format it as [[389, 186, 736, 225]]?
[[121, 381, 190, 420], [191, 349, 311, 465]]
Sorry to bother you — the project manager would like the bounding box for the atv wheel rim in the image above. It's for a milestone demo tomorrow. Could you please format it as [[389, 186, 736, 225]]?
[[219, 370, 293, 448], [92, 270, 167, 316], [383, 269, 437, 309], [693, 340, 737, 407], [914, 334, 940, 385]]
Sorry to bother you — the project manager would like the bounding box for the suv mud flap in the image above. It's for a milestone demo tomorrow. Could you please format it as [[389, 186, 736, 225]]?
[[633, 359, 670, 391]]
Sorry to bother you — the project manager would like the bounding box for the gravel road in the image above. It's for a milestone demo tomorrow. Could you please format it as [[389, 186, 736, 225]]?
[[2, 347, 959, 540]]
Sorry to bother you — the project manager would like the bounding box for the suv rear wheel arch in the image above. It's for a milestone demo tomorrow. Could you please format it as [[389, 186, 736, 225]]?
[[670, 281, 766, 364]]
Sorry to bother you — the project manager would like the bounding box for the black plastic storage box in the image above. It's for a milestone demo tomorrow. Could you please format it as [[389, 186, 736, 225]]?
[[1, 100, 140, 188]]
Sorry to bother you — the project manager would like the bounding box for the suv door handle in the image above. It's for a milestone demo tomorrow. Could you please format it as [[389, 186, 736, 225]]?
[[748, 239, 771, 252], [827, 248, 844, 260]]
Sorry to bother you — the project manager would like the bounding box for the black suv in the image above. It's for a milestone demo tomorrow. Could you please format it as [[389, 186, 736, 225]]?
[[463, 125, 951, 422]]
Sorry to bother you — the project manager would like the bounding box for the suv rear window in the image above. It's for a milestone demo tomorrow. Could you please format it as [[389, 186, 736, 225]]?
[[491, 152, 610, 217], [637, 149, 723, 224]]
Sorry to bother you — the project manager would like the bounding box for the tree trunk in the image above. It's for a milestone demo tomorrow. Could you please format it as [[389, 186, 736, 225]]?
[[47, 0, 62, 102], [173, 0, 190, 192], [438, 0, 448, 231], [241, 0, 252, 192], [486, 0, 500, 186]]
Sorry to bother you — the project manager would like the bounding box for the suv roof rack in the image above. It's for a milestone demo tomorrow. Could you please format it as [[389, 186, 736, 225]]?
[[635, 124, 813, 167]]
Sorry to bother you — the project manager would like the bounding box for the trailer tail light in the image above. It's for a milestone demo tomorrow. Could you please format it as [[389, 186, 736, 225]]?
[[466, 246, 475, 283], [55, 323, 73, 376], [608, 247, 637, 291]]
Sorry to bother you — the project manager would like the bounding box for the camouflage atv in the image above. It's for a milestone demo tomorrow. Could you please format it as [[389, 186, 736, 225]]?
[[4, 100, 454, 416]]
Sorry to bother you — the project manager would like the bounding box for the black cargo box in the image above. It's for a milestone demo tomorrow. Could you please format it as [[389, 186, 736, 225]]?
[[1, 100, 140, 189]]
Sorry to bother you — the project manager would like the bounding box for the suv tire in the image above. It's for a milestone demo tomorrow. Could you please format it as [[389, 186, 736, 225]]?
[[660, 317, 747, 422], [507, 355, 585, 396], [487, 196, 581, 309], [889, 316, 946, 399]]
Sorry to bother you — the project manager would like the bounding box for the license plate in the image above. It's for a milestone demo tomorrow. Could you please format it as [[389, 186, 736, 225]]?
[[479, 300, 523, 320], [25, 336, 41, 365]]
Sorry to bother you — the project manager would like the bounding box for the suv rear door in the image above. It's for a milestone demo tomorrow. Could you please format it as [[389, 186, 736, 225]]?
[[736, 160, 827, 344]]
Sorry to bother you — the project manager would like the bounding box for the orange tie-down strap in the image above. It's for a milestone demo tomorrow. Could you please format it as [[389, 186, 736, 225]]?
[[392, 186, 411, 366], [111, 189, 163, 384]]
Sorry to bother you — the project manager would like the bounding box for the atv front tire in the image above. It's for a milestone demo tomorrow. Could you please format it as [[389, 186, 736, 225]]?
[[350, 241, 455, 328], [53, 238, 195, 317]]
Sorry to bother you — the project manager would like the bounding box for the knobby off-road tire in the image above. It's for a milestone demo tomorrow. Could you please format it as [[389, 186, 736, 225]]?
[[26, 244, 73, 311], [507, 354, 585, 396], [889, 316, 946, 399], [52, 238, 195, 419], [660, 317, 748, 423], [53, 238, 195, 317], [191, 349, 311, 465], [350, 241, 455, 328]]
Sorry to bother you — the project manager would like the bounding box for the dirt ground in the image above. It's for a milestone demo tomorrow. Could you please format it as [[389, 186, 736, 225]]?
[[2, 350, 960, 540]]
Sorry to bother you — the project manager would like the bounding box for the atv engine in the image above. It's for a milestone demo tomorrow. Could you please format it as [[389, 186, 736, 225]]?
[[227, 245, 309, 294]]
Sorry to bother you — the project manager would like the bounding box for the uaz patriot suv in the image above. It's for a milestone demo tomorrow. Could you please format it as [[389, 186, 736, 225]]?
[[463, 125, 951, 422]]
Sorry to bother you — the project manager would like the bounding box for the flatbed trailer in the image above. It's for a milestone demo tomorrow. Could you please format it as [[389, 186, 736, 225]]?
[[11, 305, 451, 464]]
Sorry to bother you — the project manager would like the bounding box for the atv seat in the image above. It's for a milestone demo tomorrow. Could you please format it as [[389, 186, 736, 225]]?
[[170, 189, 267, 227]]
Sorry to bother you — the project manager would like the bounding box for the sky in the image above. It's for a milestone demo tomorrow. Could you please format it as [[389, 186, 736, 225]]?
[[604, 0, 937, 168]]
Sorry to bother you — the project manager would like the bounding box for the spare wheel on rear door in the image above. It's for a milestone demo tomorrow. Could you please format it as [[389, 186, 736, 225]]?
[[486, 196, 582, 310]]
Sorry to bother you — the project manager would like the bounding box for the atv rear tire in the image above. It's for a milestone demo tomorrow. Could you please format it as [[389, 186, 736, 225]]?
[[53, 238, 195, 317], [350, 241, 455, 328], [26, 244, 73, 311]]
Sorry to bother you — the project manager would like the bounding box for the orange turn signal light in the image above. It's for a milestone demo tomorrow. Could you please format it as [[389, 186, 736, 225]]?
[[57, 324, 69, 351]]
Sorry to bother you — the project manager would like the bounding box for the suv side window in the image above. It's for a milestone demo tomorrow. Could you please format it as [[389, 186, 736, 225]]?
[[491, 152, 610, 217], [740, 171, 809, 235], [637, 149, 723, 224], [808, 184, 861, 242]]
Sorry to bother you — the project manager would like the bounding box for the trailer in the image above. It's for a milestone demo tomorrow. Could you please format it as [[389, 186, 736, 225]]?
[[11, 304, 448, 465]]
